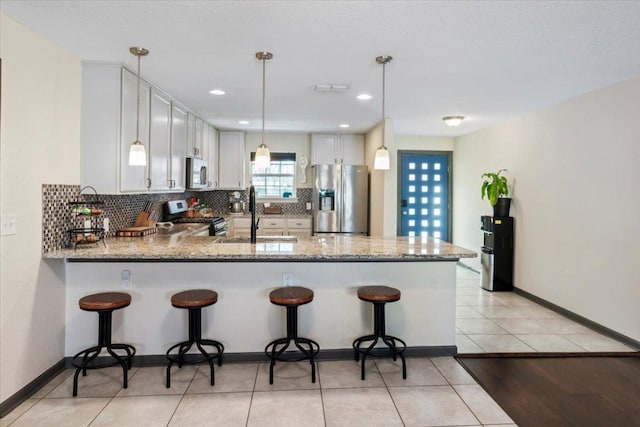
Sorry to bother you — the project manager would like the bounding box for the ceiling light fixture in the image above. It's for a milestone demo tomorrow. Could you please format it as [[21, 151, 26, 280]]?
[[128, 47, 149, 166], [339, 123, 350, 128], [443, 116, 465, 127], [374, 55, 392, 170], [209, 89, 226, 95], [238, 120, 250, 125], [357, 93, 372, 100], [254, 51, 273, 170]]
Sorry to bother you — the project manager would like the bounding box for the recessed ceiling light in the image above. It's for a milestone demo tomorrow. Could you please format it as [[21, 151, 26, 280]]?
[[357, 93, 372, 100], [339, 123, 350, 128], [238, 120, 250, 125], [209, 89, 226, 95]]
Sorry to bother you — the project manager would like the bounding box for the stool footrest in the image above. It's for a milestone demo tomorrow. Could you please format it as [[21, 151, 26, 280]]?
[[166, 339, 224, 388], [353, 334, 407, 380], [265, 337, 320, 384], [71, 343, 135, 396]]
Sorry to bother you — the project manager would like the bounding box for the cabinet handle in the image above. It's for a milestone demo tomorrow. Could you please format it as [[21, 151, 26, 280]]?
[[215, 181, 218, 188], [146, 178, 151, 189]]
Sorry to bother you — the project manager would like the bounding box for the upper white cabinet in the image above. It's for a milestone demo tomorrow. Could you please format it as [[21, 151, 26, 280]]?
[[119, 67, 151, 192], [218, 131, 246, 189], [186, 114, 204, 158], [311, 134, 364, 165], [169, 103, 188, 190], [81, 63, 214, 194], [205, 124, 219, 189]]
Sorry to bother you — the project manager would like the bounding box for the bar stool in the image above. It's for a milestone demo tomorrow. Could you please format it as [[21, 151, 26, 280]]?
[[165, 289, 224, 388], [353, 286, 407, 380], [71, 292, 136, 397], [265, 286, 320, 384]]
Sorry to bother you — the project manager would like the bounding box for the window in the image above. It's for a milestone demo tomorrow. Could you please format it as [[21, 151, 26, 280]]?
[[250, 152, 296, 199]]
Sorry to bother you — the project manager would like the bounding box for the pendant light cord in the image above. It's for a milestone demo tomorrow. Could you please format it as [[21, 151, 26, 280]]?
[[135, 53, 141, 142], [261, 56, 266, 147]]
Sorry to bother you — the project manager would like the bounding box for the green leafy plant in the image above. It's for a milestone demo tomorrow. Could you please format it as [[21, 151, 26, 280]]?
[[481, 169, 509, 207]]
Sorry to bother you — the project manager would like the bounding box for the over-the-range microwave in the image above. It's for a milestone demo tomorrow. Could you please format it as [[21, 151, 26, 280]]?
[[186, 157, 208, 190]]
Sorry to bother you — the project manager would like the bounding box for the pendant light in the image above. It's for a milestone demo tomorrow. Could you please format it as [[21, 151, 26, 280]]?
[[374, 55, 392, 170], [128, 47, 149, 166], [254, 51, 273, 170]]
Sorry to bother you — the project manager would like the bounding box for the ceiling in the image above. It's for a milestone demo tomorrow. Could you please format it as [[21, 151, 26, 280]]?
[[2, 1, 640, 137]]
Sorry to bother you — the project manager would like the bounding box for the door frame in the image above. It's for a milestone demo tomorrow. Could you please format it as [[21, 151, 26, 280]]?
[[396, 150, 454, 241]]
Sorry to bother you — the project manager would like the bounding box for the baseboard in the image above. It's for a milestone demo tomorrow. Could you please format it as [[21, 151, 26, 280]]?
[[0, 359, 66, 419], [514, 286, 640, 351], [64, 345, 458, 368]]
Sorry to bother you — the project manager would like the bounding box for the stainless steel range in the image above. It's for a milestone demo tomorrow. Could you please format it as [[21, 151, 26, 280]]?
[[162, 200, 228, 236]]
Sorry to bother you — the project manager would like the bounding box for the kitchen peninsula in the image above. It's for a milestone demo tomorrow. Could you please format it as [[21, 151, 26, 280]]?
[[45, 235, 475, 358]]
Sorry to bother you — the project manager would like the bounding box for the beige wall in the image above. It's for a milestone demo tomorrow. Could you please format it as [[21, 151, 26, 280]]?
[[395, 135, 454, 152], [0, 14, 81, 402], [244, 132, 312, 189], [453, 77, 640, 342]]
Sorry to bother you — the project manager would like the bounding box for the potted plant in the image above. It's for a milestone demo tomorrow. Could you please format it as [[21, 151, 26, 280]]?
[[481, 169, 511, 217]]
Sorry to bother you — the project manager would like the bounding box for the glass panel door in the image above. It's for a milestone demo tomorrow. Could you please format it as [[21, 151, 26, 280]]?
[[399, 152, 450, 241]]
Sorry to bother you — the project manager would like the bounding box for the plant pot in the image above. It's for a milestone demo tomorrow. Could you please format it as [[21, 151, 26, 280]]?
[[493, 198, 512, 217]]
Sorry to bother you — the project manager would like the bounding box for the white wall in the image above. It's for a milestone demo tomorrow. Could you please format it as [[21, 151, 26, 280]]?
[[453, 77, 640, 342], [365, 119, 397, 236], [0, 14, 81, 402], [395, 135, 454, 152], [244, 132, 311, 189]]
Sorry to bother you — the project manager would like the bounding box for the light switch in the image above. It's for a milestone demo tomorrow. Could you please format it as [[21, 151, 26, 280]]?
[[0, 215, 17, 236]]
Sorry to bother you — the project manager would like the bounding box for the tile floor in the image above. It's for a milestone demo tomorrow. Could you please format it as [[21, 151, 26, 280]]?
[[2, 266, 636, 426], [455, 266, 637, 353]]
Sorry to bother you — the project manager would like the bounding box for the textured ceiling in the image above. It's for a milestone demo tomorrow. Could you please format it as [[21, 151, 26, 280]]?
[[2, 1, 640, 136]]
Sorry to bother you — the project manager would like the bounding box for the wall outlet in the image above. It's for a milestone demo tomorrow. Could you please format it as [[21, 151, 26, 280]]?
[[121, 270, 133, 289], [306, 202, 312, 211], [0, 215, 17, 236], [282, 272, 293, 286], [103, 217, 110, 232]]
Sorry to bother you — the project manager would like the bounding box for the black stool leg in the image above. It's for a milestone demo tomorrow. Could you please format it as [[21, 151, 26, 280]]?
[[72, 310, 135, 397]]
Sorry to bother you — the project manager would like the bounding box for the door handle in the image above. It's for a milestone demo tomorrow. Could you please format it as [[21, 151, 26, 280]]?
[[402, 199, 408, 207]]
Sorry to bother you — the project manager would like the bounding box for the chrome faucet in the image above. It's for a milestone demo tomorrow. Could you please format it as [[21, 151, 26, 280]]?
[[249, 185, 259, 243]]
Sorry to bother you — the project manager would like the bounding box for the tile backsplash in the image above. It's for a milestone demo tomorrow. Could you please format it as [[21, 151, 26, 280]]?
[[42, 185, 313, 252]]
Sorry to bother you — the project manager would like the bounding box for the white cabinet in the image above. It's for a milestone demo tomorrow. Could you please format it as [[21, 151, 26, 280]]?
[[218, 131, 246, 189], [186, 114, 204, 158], [148, 88, 172, 191], [311, 134, 364, 165], [286, 218, 312, 238], [258, 218, 286, 236], [230, 217, 251, 237], [169, 103, 187, 190], [120, 67, 151, 192], [205, 124, 219, 189], [81, 63, 214, 194]]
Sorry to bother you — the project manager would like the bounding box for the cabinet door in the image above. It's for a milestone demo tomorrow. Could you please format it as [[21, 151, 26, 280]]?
[[311, 134, 338, 165], [340, 134, 365, 165], [170, 104, 187, 190], [194, 117, 204, 158], [120, 68, 150, 192], [207, 125, 219, 189], [186, 113, 196, 157], [218, 131, 246, 189], [149, 89, 172, 191], [287, 218, 312, 237]]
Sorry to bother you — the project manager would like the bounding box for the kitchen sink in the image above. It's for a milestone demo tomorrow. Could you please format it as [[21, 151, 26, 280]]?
[[217, 236, 298, 244]]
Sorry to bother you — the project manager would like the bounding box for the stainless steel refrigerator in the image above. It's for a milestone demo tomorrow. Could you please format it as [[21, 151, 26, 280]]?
[[313, 164, 368, 234]]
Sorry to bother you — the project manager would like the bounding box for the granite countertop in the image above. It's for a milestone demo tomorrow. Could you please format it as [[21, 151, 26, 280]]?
[[43, 234, 476, 262], [225, 214, 312, 219]]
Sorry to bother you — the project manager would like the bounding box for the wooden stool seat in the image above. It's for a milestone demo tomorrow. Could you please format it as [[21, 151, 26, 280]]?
[[357, 286, 401, 303], [79, 292, 131, 311], [269, 286, 314, 306], [171, 289, 218, 308]]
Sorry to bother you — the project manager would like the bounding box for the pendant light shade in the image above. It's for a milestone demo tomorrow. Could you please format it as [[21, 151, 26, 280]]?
[[255, 51, 273, 170], [374, 55, 392, 170], [128, 47, 149, 166]]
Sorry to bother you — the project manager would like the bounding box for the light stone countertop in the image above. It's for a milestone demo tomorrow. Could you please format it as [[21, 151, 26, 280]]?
[[43, 234, 476, 262]]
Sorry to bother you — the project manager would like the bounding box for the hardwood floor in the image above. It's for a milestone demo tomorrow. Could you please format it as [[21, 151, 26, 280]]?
[[457, 355, 640, 427]]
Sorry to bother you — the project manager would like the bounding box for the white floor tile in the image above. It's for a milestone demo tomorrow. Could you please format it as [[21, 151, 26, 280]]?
[[247, 390, 324, 427], [318, 360, 385, 389], [468, 334, 536, 353], [323, 388, 403, 427], [515, 334, 586, 352], [456, 306, 485, 318], [187, 363, 259, 393], [472, 305, 525, 318], [562, 333, 637, 352], [8, 398, 109, 427], [453, 384, 514, 424], [431, 357, 477, 385], [457, 318, 509, 335], [456, 334, 486, 353], [254, 361, 320, 391], [91, 395, 182, 427], [389, 385, 480, 427], [47, 366, 137, 398], [118, 365, 196, 396], [376, 357, 447, 386], [0, 398, 39, 427], [168, 392, 252, 426], [492, 317, 553, 334], [531, 317, 594, 334]]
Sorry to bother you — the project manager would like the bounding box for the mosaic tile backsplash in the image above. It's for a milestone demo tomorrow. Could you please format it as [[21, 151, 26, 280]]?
[[42, 185, 313, 252]]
